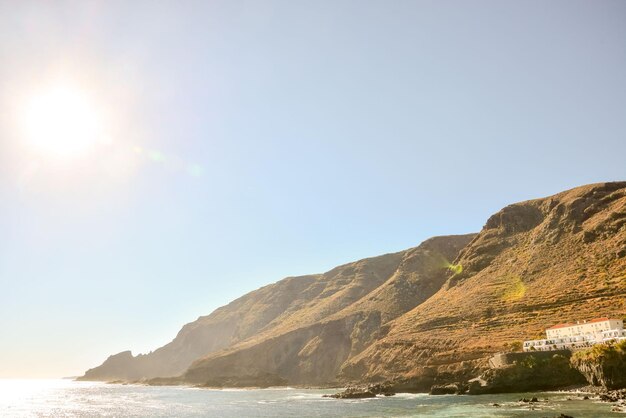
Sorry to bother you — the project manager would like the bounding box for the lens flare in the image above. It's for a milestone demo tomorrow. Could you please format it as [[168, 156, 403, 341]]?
[[500, 274, 527, 301], [447, 263, 463, 275]]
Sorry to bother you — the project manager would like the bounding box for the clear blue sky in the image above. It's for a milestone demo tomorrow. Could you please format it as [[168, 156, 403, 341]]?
[[0, 0, 625, 378]]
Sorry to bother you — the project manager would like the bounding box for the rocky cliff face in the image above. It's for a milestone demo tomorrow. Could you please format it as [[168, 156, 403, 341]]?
[[81, 182, 626, 389], [571, 340, 626, 390], [340, 182, 626, 387], [469, 351, 586, 394], [81, 272, 323, 380], [80, 234, 473, 382], [183, 235, 473, 386]]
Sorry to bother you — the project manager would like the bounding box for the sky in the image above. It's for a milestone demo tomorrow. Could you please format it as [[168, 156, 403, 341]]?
[[0, 0, 625, 378]]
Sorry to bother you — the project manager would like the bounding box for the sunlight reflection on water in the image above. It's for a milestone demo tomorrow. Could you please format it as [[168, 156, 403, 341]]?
[[0, 380, 621, 418]]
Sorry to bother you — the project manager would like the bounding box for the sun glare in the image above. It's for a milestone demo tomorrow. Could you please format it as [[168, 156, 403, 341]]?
[[21, 86, 103, 158]]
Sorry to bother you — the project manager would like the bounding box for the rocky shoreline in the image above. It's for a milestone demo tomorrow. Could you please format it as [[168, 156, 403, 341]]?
[[102, 374, 626, 414], [322, 384, 626, 415], [322, 343, 626, 413], [99, 339, 626, 416], [567, 387, 626, 413]]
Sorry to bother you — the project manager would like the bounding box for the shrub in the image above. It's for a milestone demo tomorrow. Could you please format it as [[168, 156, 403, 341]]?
[[509, 341, 523, 352], [572, 340, 626, 365]]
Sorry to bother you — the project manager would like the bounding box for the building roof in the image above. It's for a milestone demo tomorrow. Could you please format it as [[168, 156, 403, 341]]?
[[589, 317, 611, 323], [547, 318, 619, 330]]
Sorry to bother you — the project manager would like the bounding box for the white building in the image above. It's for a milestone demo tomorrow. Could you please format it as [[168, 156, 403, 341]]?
[[523, 317, 626, 352]]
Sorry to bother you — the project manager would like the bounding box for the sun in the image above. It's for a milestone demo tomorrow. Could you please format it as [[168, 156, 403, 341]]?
[[21, 86, 102, 158]]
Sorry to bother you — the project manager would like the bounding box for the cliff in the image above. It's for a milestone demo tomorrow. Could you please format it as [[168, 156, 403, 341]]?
[[469, 351, 586, 394], [81, 181, 626, 389], [571, 340, 626, 390], [80, 234, 474, 382], [340, 181, 626, 388], [183, 235, 475, 386]]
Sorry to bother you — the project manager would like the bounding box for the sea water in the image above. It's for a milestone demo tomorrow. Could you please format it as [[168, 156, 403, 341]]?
[[0, 379, 621, 417]]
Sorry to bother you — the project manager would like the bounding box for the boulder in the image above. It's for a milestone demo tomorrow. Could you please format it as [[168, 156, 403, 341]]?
[[323, 387, 377, 399], [430, 382, 467, 395]]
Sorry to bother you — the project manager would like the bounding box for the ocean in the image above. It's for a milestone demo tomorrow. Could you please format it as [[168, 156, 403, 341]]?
[[0, 379, 620, 417]]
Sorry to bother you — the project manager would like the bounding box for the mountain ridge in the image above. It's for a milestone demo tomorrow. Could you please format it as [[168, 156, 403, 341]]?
[[339, 181, 626, 387], [80, 181, 626, 389], [80, 234, 474, 382]]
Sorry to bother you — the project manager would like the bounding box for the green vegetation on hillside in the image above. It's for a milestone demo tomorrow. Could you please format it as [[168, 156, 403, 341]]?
[[571, 340, 626, 389], [472, 353, 586, 394], [572, 340, 626, 364]]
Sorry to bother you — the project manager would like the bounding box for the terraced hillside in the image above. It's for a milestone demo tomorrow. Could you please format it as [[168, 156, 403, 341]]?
[[183, 235, 472, 385], [80, 235, 473, 382], [82, 182, 626, 389], [340, 182, 626, 388]]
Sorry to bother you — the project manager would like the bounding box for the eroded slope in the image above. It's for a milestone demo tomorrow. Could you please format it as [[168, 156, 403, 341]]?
[[341, 182, 626, 388], [182, 235, 474, 385]]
